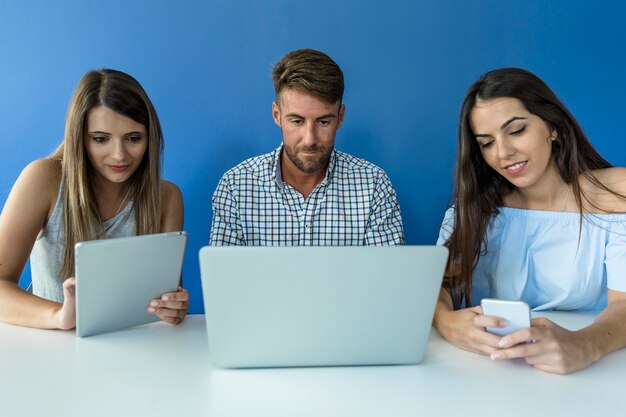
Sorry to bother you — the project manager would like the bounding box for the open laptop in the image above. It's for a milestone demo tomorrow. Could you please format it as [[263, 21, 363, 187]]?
[[199, 246, 448, 368], [75, 231, 187, 337]]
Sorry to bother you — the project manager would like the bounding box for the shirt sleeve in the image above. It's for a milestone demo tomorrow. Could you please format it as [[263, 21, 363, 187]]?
[[209, 175, 246, 246], [436, 206, 456, 246], [364, 172, 405, 246], [605, 223, 626, 293]]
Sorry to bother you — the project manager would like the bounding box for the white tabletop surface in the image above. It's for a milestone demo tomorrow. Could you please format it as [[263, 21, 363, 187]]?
[[1, 312, 624, 417]]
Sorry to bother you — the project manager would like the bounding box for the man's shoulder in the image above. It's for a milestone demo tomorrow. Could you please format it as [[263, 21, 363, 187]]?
[[220, 149, 277, 183], [333, 149, 387, 177]]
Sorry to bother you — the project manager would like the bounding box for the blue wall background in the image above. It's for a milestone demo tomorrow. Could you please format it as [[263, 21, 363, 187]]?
[[1, 1, 625, 313]]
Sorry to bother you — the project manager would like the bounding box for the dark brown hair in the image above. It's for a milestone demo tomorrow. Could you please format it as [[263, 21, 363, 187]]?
[[446, 67, 612, 309], [272, 49, 344, 105]]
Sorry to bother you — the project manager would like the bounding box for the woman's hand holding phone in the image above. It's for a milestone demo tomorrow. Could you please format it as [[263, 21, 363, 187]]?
[[481, 299, 596, 374], [489, 316, 594, 374], [480, 299, 531, 336], [435, 304, 511, 356]]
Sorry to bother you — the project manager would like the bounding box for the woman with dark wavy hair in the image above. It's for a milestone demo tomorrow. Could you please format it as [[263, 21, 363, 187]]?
[[433, 67, 626, 374]]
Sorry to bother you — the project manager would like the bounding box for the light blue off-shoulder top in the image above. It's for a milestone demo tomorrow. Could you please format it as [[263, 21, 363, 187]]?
[[437, 207, 626, 311]]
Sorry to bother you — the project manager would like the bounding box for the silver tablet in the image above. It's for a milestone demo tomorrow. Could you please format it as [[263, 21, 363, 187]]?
[[75, 231, 187, 337]]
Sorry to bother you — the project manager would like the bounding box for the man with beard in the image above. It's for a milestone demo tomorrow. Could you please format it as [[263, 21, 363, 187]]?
[[209, 49, 405, 246]]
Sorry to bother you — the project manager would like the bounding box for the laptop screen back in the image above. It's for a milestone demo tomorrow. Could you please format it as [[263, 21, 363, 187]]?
[[200, 245, 448, 368]]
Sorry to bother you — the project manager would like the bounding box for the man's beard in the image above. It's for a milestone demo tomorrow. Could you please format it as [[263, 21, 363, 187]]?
[[283, 144, 332, 174]]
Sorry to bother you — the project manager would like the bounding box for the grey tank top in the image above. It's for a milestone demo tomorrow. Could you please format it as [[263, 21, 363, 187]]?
[[30, 182, 136, 302]]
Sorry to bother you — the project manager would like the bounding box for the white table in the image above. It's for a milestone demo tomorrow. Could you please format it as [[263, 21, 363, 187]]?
[[1, 312, 624, 417]]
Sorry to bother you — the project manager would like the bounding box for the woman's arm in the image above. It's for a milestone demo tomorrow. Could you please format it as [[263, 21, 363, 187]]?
[[590, 290, 626, 356], [147, 180, 189, 324], [0, 159, 73, 329], [433, 287, 505, 355], [160, 180, 184, 233], [493, 290, 626, 374], [432, 260, 505, 354]]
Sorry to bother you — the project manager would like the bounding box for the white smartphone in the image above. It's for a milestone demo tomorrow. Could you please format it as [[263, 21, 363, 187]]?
[[480, 299, 531, 336]]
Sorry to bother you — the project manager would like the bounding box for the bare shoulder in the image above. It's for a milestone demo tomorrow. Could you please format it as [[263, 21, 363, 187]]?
[[22, 158, 61, 180], [590, 167, 626, 185], [160, 180, 183, 206], [160, 180, 184, 231], [0, 158, 61, 243], [580, 168, 626, 213], [16, 158, 61, 202]]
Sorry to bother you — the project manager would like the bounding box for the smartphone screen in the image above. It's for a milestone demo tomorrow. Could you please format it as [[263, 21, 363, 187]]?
[[480, 299, 531, 336]]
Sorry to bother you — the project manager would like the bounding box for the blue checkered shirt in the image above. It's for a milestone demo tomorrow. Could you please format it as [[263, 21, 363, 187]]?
[[209, 146, 405, 246]]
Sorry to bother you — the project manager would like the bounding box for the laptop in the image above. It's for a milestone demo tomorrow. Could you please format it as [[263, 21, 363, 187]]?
[[199, 245, 448, 368], [75, 231, 187, 337]]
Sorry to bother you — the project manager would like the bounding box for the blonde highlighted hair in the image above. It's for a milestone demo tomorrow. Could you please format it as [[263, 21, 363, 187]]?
[[51, 69, 163, 279]]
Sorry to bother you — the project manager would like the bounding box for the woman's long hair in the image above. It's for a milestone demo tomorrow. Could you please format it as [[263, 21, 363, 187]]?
[[51, 69, 164, 279], [445, 67, 613, 309]]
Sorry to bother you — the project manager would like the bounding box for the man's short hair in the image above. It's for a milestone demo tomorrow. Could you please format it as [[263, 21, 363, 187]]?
[[272, 49, 344, 105]]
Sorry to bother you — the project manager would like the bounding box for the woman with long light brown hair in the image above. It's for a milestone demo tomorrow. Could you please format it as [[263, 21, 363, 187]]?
[[434, 68, 626, 374], [0, 69, 188, 329]]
